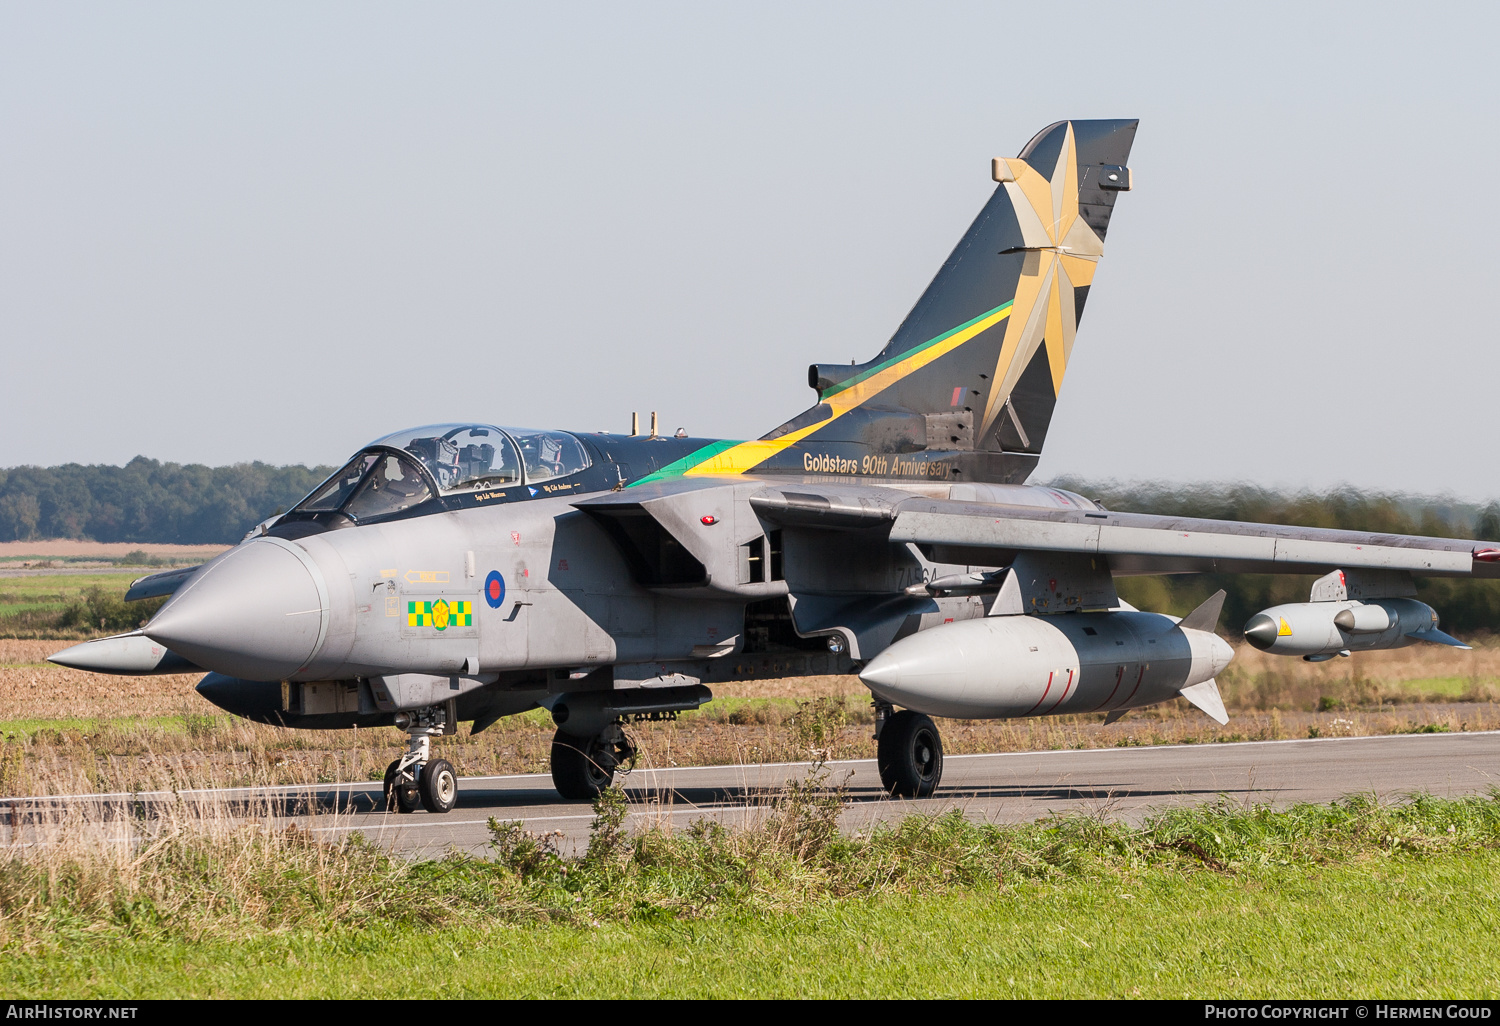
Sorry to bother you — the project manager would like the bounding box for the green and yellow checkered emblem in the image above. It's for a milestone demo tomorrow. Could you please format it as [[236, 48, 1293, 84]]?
[[406, 599, 472, 631]]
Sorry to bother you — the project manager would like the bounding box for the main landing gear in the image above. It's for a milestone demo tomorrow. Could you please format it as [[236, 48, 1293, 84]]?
[[874, 702, 944, 798], [550, 722, 636, 800], [384, 704, 459, 814]]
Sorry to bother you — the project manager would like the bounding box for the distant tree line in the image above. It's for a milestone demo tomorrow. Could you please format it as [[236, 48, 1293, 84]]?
[[4, 460, 1500, 635], [1050, 479, 1500, 637], [0, 457, 334, 545]]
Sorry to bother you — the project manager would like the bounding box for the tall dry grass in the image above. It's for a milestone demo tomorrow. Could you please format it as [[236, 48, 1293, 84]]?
[[10, 772, 1500, 953], [0, 762, 400, 951]]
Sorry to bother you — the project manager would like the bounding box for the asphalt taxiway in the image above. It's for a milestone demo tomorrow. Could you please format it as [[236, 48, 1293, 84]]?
[[5, 730, 1496, 856]]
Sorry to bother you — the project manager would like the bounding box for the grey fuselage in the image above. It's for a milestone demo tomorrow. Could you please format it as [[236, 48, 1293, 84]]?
[[147, 432, 1084, 730]]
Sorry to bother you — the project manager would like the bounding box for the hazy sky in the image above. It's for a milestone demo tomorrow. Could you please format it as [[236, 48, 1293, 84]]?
[[3, 2, 1496, 497]]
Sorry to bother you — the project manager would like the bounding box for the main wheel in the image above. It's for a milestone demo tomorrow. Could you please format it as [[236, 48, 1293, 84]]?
[[877, 710, 943, 798], [418, 758, 458, 814], [550, 730, 616, 800], [383, 759, 420, 814]]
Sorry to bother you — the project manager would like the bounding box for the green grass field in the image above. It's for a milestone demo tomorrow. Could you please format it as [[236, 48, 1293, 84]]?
[[1383, 676, 1480, 700], [0, 572, 138, 616], [3, 795, 1499, 998], [6, 861, 1495, 999], [0, 715, 235, 740], [0, 573, 166, 637]]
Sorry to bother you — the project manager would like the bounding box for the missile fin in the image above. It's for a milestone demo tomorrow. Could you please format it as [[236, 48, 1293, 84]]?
[[1179, 678, 1229, 725], [1410, 628, 1472, 650], [1103, 708, 1128, 725], [987, 568, 1026, 616], [1178, 589, 1227, 633]]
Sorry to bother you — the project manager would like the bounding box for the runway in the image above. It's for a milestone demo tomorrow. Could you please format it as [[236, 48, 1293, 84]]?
[[5, 730, 1498, 856]]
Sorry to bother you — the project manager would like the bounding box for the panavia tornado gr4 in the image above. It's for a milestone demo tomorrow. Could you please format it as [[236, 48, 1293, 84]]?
[[52, 119, 1500, 811]]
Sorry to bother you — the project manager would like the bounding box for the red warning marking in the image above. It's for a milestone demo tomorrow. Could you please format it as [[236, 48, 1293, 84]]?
[[1047, 668, 1076, 713], [1024, 671, 1056, 716], [1094, 664, 1127, 712], [950, 386, 963, 407]]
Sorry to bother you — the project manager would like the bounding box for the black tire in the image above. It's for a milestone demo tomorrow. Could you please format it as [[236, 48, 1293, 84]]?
[[418, 758, 458, 814], [550, 730, 615, 800], [383, 759, 420, 814], [877, 710, 943, 798]]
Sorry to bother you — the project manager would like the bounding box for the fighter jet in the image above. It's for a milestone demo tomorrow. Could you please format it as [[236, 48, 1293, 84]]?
[[52, 119, 1499, 812]]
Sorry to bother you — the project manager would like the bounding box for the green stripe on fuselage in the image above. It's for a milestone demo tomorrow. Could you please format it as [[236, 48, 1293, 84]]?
[[631, 438, 743, 486], [819, 300, 1013, 400], [632, 300, 1015, 485]]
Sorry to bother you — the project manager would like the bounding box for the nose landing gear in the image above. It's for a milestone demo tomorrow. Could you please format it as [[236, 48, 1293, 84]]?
[[383, 703, 459, 814]]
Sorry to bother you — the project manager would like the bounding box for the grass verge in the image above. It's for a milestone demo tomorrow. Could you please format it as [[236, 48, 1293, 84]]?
[[2, 787, 1499, 996]]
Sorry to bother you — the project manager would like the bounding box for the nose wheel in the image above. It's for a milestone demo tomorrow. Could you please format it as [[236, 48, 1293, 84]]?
[[877, 709, 944, 798], [383, 705, 459, 814], [383, 759, 421, 813]]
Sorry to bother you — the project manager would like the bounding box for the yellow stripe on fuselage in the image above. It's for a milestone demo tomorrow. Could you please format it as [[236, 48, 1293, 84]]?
[[683, 304, 1014, 477]]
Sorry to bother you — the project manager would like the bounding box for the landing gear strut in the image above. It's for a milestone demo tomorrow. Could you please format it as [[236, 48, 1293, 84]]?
[[550, 722, 636, 800], [877, 709, 943, 798], [383, 703, 459, 814]]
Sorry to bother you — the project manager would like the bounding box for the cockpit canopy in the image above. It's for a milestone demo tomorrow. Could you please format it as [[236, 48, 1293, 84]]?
[[371, 424, 523, 494], [291, 423, 592, 523]]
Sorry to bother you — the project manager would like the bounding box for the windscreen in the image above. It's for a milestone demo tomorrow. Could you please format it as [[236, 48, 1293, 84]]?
[[297, 454, 378, 512], [343, 453, 434, 521]]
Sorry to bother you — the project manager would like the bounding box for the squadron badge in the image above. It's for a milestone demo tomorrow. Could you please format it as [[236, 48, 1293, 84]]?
[[407, 599, 473, 631]]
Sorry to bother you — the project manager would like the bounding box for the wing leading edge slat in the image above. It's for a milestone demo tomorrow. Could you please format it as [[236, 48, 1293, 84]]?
[[889, 501, 1490, 578]]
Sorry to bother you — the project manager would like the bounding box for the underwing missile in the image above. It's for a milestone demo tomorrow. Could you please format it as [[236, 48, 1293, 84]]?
[[858, 608, 1233, 722], [1242, 598, 1468, 659]]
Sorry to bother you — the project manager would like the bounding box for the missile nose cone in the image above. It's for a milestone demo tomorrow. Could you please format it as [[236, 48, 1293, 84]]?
[[859, 650, 904, 691], [1243, 613, 1278, 651], [145, 539, 326, 681]]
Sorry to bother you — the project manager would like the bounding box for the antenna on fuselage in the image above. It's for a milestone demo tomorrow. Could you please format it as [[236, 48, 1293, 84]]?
[[650, 411, 658, 438], [631, 412, 639, 436]]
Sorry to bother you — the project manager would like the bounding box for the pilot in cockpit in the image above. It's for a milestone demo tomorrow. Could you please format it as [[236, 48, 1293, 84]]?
[[457, 442, 496, 484], [405, 435, 463, 490], [525, 434, 565, 480]]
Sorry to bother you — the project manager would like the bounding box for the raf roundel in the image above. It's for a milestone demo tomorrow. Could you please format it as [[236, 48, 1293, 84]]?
[[484, 570, 506, 609]]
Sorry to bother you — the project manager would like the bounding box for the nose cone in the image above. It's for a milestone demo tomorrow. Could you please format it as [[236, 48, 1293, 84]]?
[[145, 540, 326, 681], [1243, 613, 1278, 651]]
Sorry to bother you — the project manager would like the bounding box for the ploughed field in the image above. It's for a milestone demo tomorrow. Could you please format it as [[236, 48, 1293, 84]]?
[[3, 631, 1500, 798]]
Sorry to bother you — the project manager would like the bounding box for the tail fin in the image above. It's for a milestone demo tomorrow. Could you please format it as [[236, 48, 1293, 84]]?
[[641, 120, 1137, 487], [795, 119, 1138, 481]]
